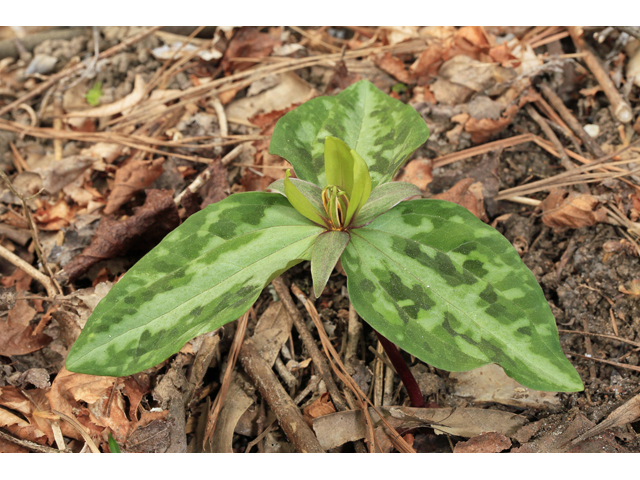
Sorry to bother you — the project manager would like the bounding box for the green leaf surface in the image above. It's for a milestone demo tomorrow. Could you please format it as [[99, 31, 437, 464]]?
[[66, 193, 324, 377], [342, 199, 583, 392], [353, 182, 422, 227], [284, 170, 327, 226], [311, 230, 350, 298], [269, 80, 430, 189]]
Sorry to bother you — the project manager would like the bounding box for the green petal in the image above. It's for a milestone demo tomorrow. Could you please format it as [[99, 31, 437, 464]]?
[[284, 170, 328, 227], [311, 230, 350, 298], [324, 136, 355, 194], [344, 149, 372, 227]]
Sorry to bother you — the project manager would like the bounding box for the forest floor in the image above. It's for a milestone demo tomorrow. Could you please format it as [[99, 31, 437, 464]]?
[[1, 26, 640, 453]]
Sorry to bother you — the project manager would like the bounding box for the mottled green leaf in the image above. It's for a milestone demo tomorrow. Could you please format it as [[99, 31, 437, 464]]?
[[269, 80, 430, 189], [353, 182, 422, 227], [66, 193, 324, 377], [284, 170, 327, 227], [342, 199, 583, 392], [311, 230, 350, 298]]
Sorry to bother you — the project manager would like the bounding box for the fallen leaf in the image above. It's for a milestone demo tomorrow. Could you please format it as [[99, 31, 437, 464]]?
[[221, 27, 281, 75], [324, 60, 361, 93], [33, 197, 76, 230], [303, 393, 336, 424], [63, 189, 180, 281], [410, 44, 445, 83], [395, 158, 433, 190], [104, 157, 165, 214], [0, 268, 33, 293], [199, 159, 229, 209], [453, 432, 511, 453], [47, 367, 130, 445], [374, 52, 415, 84], [0, 299, 52, 356], [438, 55, 516, 96], [449, 364, 561, 410], [540, 189, 609, 229], [0, 386, 54, 445], [126, 411, 171, 453], [64, 74, 147, 118], [464, 104, 519, 143], [432, 178, 488, 221]]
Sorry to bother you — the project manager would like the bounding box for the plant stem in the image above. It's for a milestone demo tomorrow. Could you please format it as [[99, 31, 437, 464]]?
[[375, 332, 425, 408]]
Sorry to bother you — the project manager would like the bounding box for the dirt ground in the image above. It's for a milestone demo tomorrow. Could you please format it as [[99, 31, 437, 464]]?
[[1, 26, 640, 453]]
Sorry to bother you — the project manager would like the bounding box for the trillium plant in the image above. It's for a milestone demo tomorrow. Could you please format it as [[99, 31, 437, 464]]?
[[67, 81, 583, 393]]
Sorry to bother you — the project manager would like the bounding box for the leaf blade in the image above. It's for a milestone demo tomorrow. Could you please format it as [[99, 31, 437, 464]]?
[[66, 193, 324, 377], [342, 199, 583, 392], [269, 80, 429, 188]]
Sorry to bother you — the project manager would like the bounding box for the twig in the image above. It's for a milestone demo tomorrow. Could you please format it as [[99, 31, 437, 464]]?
[[525, 104, 576, 173], [0, 428, 62, 453], [271, 276, 350, 413], [558, 330, 640, 349], [568, 26, 633, 124], [290, 283, 415, 453], [568, 352, 640, 373], [537, 82, 607, 159], [0, 243, 57, 298], [375, 332, 425, 408], [52, 410, 101, 453], [204, 311, 249, 443], [0, 26, 162, 118], [0, 169, 62, 295], [239, 338, 324, 452], [210, 95, 228, 138]]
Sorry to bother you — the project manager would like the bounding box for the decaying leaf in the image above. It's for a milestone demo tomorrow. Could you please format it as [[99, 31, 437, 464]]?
[[104, 157, 165, 214], [0, 299, 52, 356], [395, 158, 433, 190], [432, 178, 488, 221], [33, 198, 76, 230], [374, 52, 415, 84], [221, 27, 281, 75], [540, 188, 609, 229], [63, 189, 180, 281], [47, 367, 130, 444], [453, 432, 511, 453], [0, 386, 54, 445], [125, 410, 171, 453], [450, 364, 561, 410]]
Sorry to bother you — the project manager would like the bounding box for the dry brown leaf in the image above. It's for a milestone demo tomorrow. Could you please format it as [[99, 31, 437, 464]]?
[[410, 44, 445, 83], [489, 44, 519, 67], [47, 367, 130, 445], [540, 188, 609, 229], [104, 157, 165, 214], [63, 189, 180, 281], [453, 432, 511, 453], [325, 60, 361, 93], [464, 104, 519, 143], [374, 52, 415, 84], [303, 393, 336, 425], [126, 410, 170, 453], [0, 299, 52, 356], [432, 178, 488, 221], [221, 27, 281, 75], [0, 386, 55, 445], [395, 158, 433, 190], [33, 198, 76, 230], [0, 268, 33, 293], [449, 364, 561, 410], [64, 74, 147, 118]]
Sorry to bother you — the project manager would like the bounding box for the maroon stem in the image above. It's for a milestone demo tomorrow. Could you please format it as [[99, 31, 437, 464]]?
[[375, 332, 425, 408]]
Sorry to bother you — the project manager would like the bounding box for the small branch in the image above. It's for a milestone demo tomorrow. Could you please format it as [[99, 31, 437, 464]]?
[[537, 82, 607, 159], [0, 429, 62, 453], [272, 276, 350, 413], [375, 332, 425, 408], [0, 243, 57, 298], [239, 338, 324, 453], [568, 26, 633, 124]]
